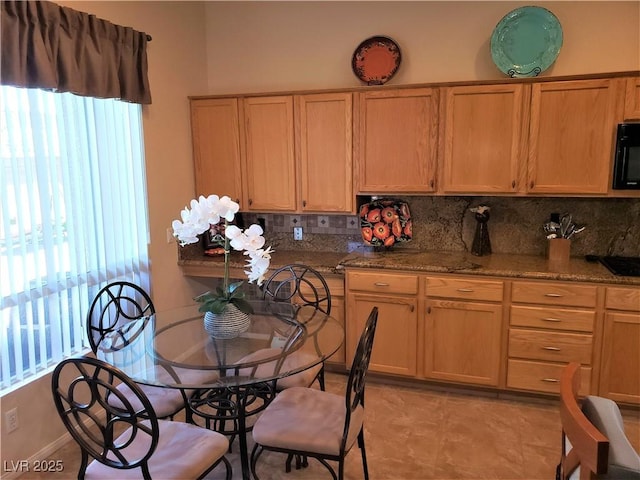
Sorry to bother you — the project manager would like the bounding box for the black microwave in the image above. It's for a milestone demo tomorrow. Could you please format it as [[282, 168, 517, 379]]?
[[613, 123, 640, 189]]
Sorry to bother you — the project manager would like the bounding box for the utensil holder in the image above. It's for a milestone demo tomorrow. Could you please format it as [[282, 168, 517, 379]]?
[[548, 238, 571, 267]]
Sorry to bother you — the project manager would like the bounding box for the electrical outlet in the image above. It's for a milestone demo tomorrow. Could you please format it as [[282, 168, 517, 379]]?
[[293, 226, 303, 241], [5, 408, 18, 433]]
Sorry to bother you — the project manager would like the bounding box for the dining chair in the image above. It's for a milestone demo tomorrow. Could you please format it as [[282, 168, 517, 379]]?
[[557, 362, 640, 480], [86, 281, 188, 420], [249, 306, 379, 480], [51, 356, 232, 480], [260, 263, 333, 390]]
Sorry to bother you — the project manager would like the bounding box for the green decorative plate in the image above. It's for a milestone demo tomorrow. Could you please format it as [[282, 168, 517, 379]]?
[[490, 6, 563, 78]]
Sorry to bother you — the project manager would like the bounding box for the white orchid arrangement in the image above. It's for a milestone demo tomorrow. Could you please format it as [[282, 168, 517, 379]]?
[[172, 195, 273, 314]]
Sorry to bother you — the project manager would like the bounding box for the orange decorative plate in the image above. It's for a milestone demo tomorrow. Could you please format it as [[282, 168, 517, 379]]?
[[359, 199, 412, 248], [352, 36, 401, 85]]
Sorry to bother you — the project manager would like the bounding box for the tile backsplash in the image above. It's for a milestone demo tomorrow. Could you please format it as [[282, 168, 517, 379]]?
[[242, 196, 640, 258]]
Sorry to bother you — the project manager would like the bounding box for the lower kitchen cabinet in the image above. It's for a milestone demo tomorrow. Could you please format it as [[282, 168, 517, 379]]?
[[506, 280, 597, 396], [347, 293, 418, 377], [424, 299, 502, 386], [423, 276, 504, 387], [599, 286, 640, 404], [346, 270, 418, 377]]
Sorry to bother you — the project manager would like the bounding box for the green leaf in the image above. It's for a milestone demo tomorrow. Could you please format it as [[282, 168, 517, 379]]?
[[231, 298, 254, 314]]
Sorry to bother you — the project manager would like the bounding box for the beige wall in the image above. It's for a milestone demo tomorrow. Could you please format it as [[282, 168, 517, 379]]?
[[1, 0, 639, 471], [0, 1, 209, 469], [204, 1, 640, 94]]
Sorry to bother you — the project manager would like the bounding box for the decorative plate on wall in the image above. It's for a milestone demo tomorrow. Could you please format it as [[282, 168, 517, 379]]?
[[490, 6, 563, 78], [352, 36, 402, 85], [359, 199, 412, 248]]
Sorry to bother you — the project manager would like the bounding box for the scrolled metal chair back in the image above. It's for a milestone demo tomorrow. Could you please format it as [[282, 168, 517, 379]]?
[[262, 264, 332, 315], [342, 307, 378, 452], [51, 356, 159, 477], [86, 281, 155, 353]]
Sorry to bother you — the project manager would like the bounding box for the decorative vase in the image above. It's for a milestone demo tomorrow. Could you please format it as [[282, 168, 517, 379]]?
[[471, 212, 492, 256], [203, 304, 251, 339]]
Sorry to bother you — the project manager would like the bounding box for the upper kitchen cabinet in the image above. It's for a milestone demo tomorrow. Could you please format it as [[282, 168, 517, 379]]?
[[624, 76, 640, 120], [242, 96, 297, 211], [190, 98, 243, 205], [356, 88, 439, 193], [296, 93, 354, 213], [440, 84, 527, 194], [527, 79, 623, 194]]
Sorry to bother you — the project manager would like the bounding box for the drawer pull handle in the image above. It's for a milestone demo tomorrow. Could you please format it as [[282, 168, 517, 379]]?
[[542, 317, 561, 323], [544, 293, 563, 298], [457, 288, 474, 293], [542, 346, 561, 351], [542, 378, 559, 383], [374, 282, 389, 287]]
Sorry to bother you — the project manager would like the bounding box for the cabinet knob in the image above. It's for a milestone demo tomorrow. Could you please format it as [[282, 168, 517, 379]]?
[[303, 200, 307, 207], [542, 317, 561, 323], [373, 282, 390, 287], [430, 179, 434, 188], [544, 293, 562, 298], [457, 288, 474, 293], [248, 198, 253, 206], [511, 180, 516, 189], [530, 181, 535, 189], [426, 306, 431, 314]]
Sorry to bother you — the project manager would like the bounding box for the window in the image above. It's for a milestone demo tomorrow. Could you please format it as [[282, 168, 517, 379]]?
[[0, 86, 150, 393]]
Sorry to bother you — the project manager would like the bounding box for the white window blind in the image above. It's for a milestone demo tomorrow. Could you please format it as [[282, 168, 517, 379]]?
[[0, 85, 150, 393]]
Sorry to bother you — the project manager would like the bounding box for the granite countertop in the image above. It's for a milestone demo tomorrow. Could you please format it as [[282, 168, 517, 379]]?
[[179, 249, 640, 286], [338, 250, 640, 286]]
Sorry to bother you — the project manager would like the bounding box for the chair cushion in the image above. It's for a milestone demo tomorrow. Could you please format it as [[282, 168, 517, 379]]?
[[109, 382, 186, 419], [582, 396, 640, 477], [252, 386, 364, 456], [85, 420, 229, 479], [234, 348, 322, 389]]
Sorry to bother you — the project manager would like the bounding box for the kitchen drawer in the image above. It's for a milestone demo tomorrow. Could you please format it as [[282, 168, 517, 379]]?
[[507, 359, 591, 396], [510, 305, 595, 332], [425, 276, 503, 302], [508, 329, 593, 364], [606, 287, 640, 312], [511, 281, 597, 308], [299, 275, 345, 297], [347, 271, 418, 295]]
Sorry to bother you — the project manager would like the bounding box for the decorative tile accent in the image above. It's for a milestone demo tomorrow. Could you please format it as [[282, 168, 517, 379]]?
[[289, 215, 302, 227], [317, 215, 330, 228]]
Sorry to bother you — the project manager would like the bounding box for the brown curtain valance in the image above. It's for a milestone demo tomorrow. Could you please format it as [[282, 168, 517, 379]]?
[[1, 0, 151, 104]]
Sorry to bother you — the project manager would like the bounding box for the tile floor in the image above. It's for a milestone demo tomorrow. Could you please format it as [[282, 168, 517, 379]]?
[[18, 373, 640, 480]]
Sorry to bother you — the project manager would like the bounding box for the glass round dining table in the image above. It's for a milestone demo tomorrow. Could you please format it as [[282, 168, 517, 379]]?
[[95, 299, 344, 480]]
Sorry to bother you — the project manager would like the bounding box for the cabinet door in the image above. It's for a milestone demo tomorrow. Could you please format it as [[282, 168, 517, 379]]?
[[599, 312, 640, 404], [440, 84, 526, 193], [190, 98, 243, 204], [424, 299, 502, 386], [527, 79, 621, 194], [624, 77, 640, 120], [357, 88, 438, 193], [243, 96, 297, 211], [347, 293, 417, 377], [297, 93, 353, 213]]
